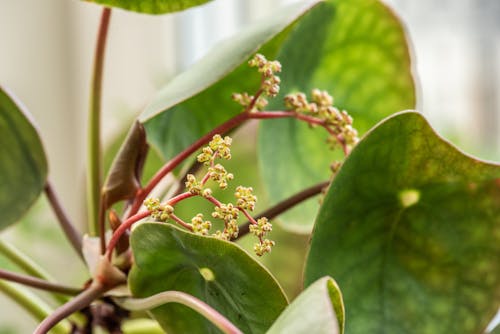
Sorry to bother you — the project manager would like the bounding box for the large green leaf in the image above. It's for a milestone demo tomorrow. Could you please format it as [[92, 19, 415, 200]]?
[[0, 86, 47, 230], [83, 0, 213, 14], [129, 222, 288, 333], [258, 0, 416, 232], [139, 0, 320, 160], [267, 276, 344, 334], [305, 111, 500, 333]]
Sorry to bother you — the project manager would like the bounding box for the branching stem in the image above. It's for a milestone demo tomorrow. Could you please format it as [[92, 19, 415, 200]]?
[[115, 291, 243, 334], [127, 110, 342, 218], [44, 181, 83, 260], [236, 181, 329, 240]]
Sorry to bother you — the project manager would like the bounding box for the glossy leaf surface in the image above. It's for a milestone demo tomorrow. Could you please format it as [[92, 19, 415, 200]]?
[[84, 0, 213, 14], [267, 276, 344, 334], [140, 0, 320, 160], [259, 0, 416, 232], [0, 87, 47, 230], [305, 112, 500, 333], [129, 223, 288, 333]]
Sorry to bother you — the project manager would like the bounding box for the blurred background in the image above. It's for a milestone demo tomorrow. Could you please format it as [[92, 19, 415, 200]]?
[[0, 0, 499, 332]]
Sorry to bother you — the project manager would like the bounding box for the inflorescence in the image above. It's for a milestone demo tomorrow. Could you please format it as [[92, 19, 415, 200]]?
[[140, 53, 359, 258], [144, 133, 274, 257]]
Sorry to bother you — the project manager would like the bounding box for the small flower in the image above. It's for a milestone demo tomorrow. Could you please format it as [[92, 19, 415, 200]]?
[[234, 186, 257, 211], [208, 164, 234, 189], [212, 203, 239, 222], [209, 134, 232, 160], [197, 147, 214, 165], [185, 174, 202, 195], [311, 89, 334, 107], [284, 93, 317, 113], [254, 239, 275, 256], [249, 217, 272, 238], [191, 213, 212, 236], [144, 198, 174, 222]]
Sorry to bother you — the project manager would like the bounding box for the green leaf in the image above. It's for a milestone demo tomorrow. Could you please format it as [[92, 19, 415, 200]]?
[[305, 111, 500, 333], [102, 121, 148, 209], [140, 0, 321, 160], [84, 0, 213, 15], [258, 0, 416, 232], [267, 276, 344, 334], [129, 222, 288, 334], [0, 86, 47, 230]]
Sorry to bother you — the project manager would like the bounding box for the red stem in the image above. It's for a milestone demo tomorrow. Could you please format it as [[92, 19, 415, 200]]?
[[127, 109, 343, 218], [127, 112, 251, 217], [170, 214, 193, 231], [105, 211, 150, 261]]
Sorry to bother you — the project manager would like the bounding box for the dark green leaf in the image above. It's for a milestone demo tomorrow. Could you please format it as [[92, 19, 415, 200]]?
[[0, 86, 47, 230], [83, 0, 213, 15], [129, 222, 288, 334], [267, 276, 344, 334], [258, 0, 416, 232], [102, 121, 148, 208], [140, 0, 320, 160], [305, 111, 500, 333]]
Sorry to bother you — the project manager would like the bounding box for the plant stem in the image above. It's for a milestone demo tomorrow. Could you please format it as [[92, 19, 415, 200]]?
[[44, 181, 83, 260], [127, 112, 251, 217], [0, 239, 73, 304], [34, 282, 107, 334], [115, 291, 243, 334], [106, 211, 151, 261], [0, 280, 71, 334], [128, 109, 339, 218], [236, 181, 329, 240], [87, 7, 112, 236], [170, 214, 193, 231], [0, 269, 81, 295]]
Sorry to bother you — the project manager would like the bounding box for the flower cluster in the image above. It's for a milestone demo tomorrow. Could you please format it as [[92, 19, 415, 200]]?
[[212, 203, 240, 240], [234, 186, 256, 211], [285, 89, 359, 151], [197, 134, 232, 164], [249, 217, 274, 256], [144, 198, 174, 222], [191, 213, 212, 236], [185, 174, 202, 195], [208, 164, 234, 190], [232, 54, 282, 112]]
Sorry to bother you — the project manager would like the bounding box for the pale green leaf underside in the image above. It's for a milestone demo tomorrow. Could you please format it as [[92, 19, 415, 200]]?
[[258, 0, 416, 233], [267, 276, 344, 334], [305, 111, 500, 333], [0, 86, 47, 230], [129, 223, 288, 334], [140, 0, 320, 161], [83, 0, 213, 14]]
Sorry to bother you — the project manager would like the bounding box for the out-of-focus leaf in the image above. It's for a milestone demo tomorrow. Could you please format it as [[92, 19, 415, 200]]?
[[267, 276, 344, 334], [129, 222, 288, 333], [102, 121, 148, 208], [83, 0, 213, 15], [305, 111, 500, 333], [258, 0, 416, 233], [139, 0, 321, 160], [0, 86, 47, 230]]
